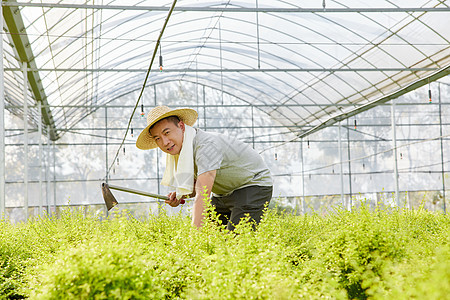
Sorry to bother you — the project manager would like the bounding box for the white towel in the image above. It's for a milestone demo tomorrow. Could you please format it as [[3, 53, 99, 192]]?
[[160, 125, 196, 199]]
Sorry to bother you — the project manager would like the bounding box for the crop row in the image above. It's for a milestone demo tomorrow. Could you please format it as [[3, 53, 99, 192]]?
[[0, 202, 449, 299]]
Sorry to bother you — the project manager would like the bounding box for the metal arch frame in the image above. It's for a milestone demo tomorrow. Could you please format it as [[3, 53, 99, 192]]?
[[28, 6, 109, 130], [4, 64, 444, 125], [150, 78, 301, 129], [2, 1, 58, 140], [4, 66, 438, 72], [164, 14, 357, 121], [24, 10, 450, 122], [166, 18, 340, 123], [266, 10, 412, 122], [157, 77, 311, 130], [50, 78, 293, 144], [36, 28, 301, 130], [29, 5, 334, 118], [193, 11, 427, 128], [2, 1, 450, 140], [263, 3, 449, 126], [3, 2, 450, 13], [299, 64, 450, 139], [321, 0, 447, 91], [35, 7, 101, 127], [22, 2, 448, 122], [135, 7, 449, 113], [105, 62, 305, 130], [69, 14, 334, 129], [29, 9, 168, 125], [5, 64, 442, 134], [39, 2, 99, 129]]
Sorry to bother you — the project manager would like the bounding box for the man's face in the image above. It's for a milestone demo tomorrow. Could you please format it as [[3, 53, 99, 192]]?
[[149, 118, 185, 155]]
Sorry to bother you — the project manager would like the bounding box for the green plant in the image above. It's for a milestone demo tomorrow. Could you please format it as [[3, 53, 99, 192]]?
[[0, 199, 448, 299]]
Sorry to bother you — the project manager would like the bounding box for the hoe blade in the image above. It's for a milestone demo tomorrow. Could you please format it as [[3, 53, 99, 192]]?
[[102, 183, 118, 211]]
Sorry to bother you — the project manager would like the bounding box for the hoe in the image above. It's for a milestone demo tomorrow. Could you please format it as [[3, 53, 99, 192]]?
[[101, 183, 185, 211]]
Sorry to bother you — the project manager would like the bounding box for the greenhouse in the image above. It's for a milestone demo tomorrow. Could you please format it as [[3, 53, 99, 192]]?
[[1, 0, 450, 221], [1, 1, 450, 299]]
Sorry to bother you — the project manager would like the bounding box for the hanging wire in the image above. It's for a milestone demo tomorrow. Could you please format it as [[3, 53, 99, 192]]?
[[159, 43, 163, 72], [428, 78, 432, 103], [106, 0, 178, 178]]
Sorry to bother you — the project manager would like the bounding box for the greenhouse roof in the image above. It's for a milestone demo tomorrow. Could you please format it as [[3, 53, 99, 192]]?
[[2, 0, 450, 141]]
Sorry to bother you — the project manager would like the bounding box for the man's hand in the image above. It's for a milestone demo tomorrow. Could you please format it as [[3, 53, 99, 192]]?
[[165, 192, 186, 207]]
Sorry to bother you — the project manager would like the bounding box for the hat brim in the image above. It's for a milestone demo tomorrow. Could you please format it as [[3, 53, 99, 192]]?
[[136, 108, 198, 150]]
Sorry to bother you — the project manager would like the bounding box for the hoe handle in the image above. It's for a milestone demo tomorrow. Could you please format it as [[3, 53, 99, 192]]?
[[108, 184, 185, 204]]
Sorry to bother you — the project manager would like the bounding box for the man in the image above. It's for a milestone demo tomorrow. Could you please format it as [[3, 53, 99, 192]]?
[[136, 105, 272, 230]]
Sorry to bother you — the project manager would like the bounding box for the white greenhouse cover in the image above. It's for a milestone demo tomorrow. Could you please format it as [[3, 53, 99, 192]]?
[[1, 0, 450, 139]]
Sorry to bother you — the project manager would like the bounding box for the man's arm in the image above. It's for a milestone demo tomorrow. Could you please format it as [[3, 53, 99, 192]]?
[[165, 179, 197, 207], [192, 170, 216, 228]]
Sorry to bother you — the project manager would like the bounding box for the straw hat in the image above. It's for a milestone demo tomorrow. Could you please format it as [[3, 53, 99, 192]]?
[[136, 105, 198, 150]]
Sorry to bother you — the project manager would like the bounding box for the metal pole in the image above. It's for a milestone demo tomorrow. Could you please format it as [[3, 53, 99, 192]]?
[[196, 60, 199, 117], [438, 83, 446, 214], [346, 119, 353, 210], [218, 20, 224, 105], [0, 4, 5, 217], [156, 150, 160, 196], [154, 86, 160, 196], [38, 101, 43, 215], [338, 122, 345, 208], [3, 3, 450, 13], [104, 106, 109, 217], [300, 138, 306, 214], [105, 106, 108, 182], [46, 125, 51, 214], [251, 106, 255, 149], [53, 141, 56, 215], [391, 100, 400, 206], [203, 85, 206, 130], [255, 0, 261, 69], [23, 63, 29, 219]]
